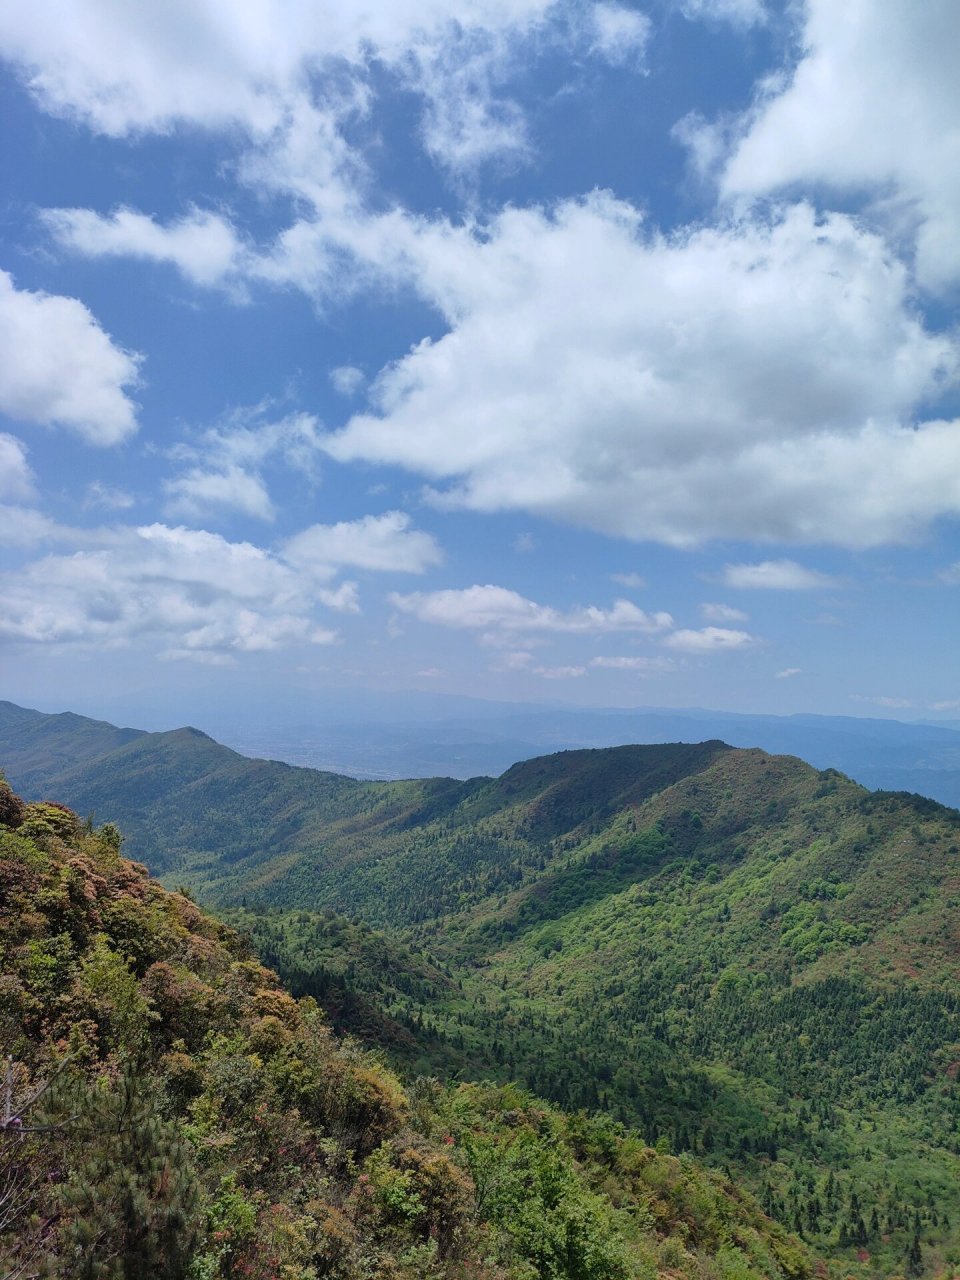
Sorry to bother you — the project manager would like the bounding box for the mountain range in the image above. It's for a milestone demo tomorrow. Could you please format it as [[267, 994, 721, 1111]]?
[[4, 696, 960, 1275]]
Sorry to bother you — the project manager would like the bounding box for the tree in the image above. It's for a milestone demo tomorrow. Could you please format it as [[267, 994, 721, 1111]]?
[[57, 1067, 200, 1279], [907, 1231, 924, 1278]]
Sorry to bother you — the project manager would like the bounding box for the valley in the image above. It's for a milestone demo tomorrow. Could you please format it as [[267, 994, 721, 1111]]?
[[3, 700, 960, 1276]]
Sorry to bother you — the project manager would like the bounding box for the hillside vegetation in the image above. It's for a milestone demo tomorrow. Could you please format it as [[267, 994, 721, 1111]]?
[[211, 749, 960, 1278], [0, 774, 812, 1279], [5, 705, 960, 1275]]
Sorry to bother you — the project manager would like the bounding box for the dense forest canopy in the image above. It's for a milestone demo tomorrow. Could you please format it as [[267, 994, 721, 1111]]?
[[3, 711, 960, 1277], [0, 772, 812, 1279]]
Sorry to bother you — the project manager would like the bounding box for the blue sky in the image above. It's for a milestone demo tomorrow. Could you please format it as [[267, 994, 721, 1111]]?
[[1, 0, 959, 726]]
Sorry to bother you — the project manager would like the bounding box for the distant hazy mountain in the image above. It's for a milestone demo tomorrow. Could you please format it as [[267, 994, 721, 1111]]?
[[214, 702, 960, 806], [6, 695, 960, 814]]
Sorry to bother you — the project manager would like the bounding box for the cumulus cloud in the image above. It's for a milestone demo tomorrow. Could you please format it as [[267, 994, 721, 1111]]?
[[0, 508, 439, 664], [664, 626, 755, 652], [0, 505, 70, 547], [722, 559, 837, 590], [0, 523, 340, 658], [532, 664, 586, 679], [0, 433, 35, 501], [323, 198, 959, 548], [164, 465, 276, 521], [0, 0, 562, 182], [283, 512, 443, 576], [775, 667, 802, 679], [0, 271, 140, 444], [389, 584, 673, 635], [718, 0, 960, 290], [43, 206, 245, 289]]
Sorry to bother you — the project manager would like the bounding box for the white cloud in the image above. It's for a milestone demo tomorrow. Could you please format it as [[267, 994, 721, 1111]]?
[[0, 0, 559, 179], [0, 433, 35, 501], [700, 601, 748, 622], [330, 365, 366, 396], [84, 480, 134, 511], [172, 408, 323, 473], [590, 655, 675, 671], [775, 667, 802, 679], [0, 505, 68, 547], [850, 694, 915, 709], [590, 3, 650, 67], [718, 0, 960, 290], [323, 199, 959, 548], [160, 648, 238, 667], [678, 0, 765, 27], [283, 511, 443, 575], [389, 584, 674, 634], [315, 581, 361, 613], [405, 24, 533, 174], [532, 664, 587, 679], [0, 270, 140, 445], [164, 465, 276, 521], [664, 626, 755, 653], [722, 559, 836, 590], [0, 523, 341, 658], [610, 571, 645, 588], [164, 408, 324, 521], [42, 206, 245, 289], [493, 649, 535, 670]]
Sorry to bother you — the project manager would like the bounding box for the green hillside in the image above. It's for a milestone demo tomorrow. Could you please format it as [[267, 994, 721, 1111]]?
[[5, 703, 960, 1274], [0, 699, 146, 791], [220, 749, 960, 1278], [0, 775, 810, 1280]]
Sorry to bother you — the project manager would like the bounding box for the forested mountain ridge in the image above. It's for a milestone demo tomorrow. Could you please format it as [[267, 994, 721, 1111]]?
[[0, 774, 811, 1279], [0, 698, 736, 902], [206, 747, 960, 1278], [0, 700, 146, 792], [5, 702, 960, 1274], [0, 700, 371, 871]]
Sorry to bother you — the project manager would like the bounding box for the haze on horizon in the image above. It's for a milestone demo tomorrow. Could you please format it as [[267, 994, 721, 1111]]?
[[1, 0, 959, 730]]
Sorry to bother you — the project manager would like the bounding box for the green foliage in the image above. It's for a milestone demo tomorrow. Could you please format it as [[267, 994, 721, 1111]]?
[[0, 781, 809, 1279], [223, 746, 960, 1275], [10, 726, 960, 1275], [57, 1067, 202, 1279]]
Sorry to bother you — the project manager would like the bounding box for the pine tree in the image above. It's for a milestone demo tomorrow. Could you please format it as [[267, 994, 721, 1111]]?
[[57, 1068, 200, 1279], [907, 1232, 923, 1278]]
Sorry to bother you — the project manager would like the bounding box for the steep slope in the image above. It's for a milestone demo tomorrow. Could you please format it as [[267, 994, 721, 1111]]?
[[6, 705, 960, 1273], [0, 704, 732, 909], [238, 748, 960, 1276], [2, 714, 370, 871], [0, 776, 809, 1280]]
